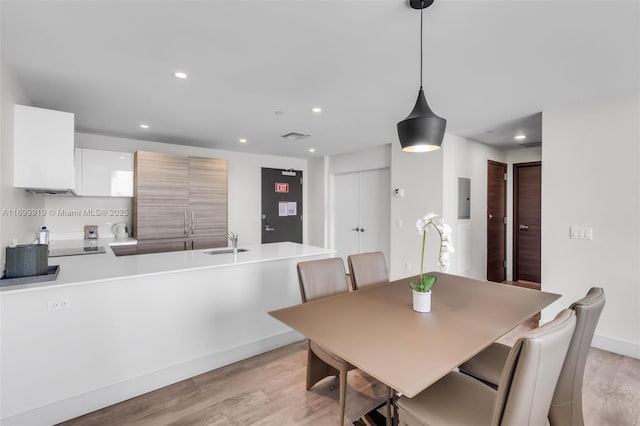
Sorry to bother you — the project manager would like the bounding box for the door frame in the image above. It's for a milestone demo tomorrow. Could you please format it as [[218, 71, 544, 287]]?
[[260, 167, 303, 244], [486, 160, 507, 282], [512, 161, 542, 282]]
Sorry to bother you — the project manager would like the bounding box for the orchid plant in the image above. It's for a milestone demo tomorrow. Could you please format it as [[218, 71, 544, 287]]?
[[409, 212, 455, 293]]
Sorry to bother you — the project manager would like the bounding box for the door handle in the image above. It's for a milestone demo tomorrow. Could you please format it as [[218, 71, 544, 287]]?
[[265, 225, 275, 231], [352, 227, 361, 232], [519, 224, 529, 230], [359, 228, 365, 232], [191, 210, 195, 234], [184, 210, 188, 235], [489, 214, 493, 219]]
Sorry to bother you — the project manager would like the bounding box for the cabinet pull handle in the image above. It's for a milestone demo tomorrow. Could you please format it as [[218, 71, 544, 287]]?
[[191, 210, 195, 234], [184, 210, 188, 235]]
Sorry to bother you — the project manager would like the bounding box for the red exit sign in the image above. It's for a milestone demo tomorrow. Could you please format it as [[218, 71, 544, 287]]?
[[275, 183, 289, 193]]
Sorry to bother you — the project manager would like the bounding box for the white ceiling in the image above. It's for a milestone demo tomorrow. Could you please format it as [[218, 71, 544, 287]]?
[[2, 1, 638, 158]]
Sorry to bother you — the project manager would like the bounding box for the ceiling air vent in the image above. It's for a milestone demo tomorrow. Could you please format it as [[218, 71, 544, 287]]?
[[520, 141, 542, 148], [281, 132, 310, 141]]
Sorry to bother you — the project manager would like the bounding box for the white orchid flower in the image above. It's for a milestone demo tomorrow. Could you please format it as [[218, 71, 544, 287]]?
[[424, 212, 438, 221], [441, 241, 455, 253], [413, 212, 455, 278]]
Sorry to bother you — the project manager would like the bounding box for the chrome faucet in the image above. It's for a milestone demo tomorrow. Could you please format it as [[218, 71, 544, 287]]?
[[227, 232, 238, 255]]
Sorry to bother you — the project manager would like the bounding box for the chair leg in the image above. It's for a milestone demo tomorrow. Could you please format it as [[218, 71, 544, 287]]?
[[306, 344, 339, 390], [386, 386, 393, 426], [339, 366, 348, 426]]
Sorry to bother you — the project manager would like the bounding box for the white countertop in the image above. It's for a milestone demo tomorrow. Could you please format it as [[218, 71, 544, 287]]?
[[1, 242, 334, 294]]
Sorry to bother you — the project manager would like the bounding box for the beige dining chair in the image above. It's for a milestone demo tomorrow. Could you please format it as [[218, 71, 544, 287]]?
[[396, 309, 576, 426], [297, 257, 356, 425], [459, 287, 605, 426], [347, 251, 389, 290]]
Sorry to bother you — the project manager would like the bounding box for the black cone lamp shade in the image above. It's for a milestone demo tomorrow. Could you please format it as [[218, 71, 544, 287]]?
[[397, 87, 446, 152], [397, 0, 447, 153]]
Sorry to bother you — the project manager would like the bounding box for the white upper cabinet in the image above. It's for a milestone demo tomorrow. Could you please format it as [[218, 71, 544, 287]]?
[[14, 105, 76, 193], [75, 148, 133, 197]]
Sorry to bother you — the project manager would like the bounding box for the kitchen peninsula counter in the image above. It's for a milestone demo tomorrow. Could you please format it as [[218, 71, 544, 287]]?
[[1, 242, 332, 293], [0, 242, 334, 425]]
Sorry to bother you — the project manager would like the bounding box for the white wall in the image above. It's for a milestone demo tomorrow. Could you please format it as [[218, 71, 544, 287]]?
[[327, 143, 390, 176], [542, 92, 640, 358], [390, 141, 443, 280], [306, 156, 327, 247], [45, 133, 308, 247], [442, 135, 507, 280], [0, 60, 44, 265]]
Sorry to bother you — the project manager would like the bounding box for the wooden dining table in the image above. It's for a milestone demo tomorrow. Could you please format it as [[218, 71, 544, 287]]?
[[269, 272, 560, 422]]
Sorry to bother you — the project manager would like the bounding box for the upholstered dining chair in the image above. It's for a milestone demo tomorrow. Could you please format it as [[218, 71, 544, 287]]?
[[458, 287, 605, 426], [297, 257, 356, 425], [347, 251, 389, 290], [396, 309, 576, 426]]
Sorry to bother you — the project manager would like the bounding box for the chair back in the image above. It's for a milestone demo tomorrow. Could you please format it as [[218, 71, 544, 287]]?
[[493, 309, 576, 426], [297, 257, 349, 303], [347, 252, 389, 290], [550, 287, 605, 426]]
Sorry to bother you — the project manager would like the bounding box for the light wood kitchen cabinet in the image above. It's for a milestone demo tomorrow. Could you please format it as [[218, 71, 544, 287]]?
[[188, 157, 228, 246], [133, 151, 228, 253], [134, 151, 189, 240]]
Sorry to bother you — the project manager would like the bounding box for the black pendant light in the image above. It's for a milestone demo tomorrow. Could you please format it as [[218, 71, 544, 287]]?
[[397, 0, 446, 153]]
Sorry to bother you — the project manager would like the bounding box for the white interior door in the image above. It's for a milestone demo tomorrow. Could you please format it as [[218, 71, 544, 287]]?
[[332, 168, 390, 268], [333, 172, 359, 263], [358, 168, 390, 262]]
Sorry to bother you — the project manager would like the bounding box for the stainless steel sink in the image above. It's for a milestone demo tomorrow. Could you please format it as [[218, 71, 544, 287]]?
[[203, 248, 249, 255]]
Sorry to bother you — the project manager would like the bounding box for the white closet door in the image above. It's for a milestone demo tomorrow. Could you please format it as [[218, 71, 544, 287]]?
[[332, 168, 390, 268], [358, 168, 390, 264], [333, 172, 360, 264]]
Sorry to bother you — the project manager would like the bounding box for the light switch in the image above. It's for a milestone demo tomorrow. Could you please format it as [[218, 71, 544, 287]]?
[[570, 226, 593, 240]]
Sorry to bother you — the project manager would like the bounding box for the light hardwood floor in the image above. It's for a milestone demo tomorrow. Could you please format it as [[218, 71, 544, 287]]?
[[59, 335, 640, 426]]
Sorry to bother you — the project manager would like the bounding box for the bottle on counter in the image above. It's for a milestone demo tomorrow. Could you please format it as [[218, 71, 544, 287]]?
[[37, 226, 49, 245]]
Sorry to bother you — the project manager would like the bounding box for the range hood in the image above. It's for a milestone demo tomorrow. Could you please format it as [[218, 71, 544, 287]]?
[[24, 188, 77, 196], [14, 105, 77, 195]]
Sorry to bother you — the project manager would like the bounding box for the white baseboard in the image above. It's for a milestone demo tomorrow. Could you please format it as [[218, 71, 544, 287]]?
[[592, 334, 640, 359], [1, 330, 303, 426]]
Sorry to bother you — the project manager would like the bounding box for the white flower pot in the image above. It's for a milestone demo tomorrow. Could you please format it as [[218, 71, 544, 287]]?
[[412, 290, 432, 313]]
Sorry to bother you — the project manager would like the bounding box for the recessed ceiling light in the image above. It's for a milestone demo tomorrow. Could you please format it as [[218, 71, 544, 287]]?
[[173, 71, 188, 79], [239, 138, 247, 143], [139, 124, 150, 129], [311, 107, 322, 113], [514, 134, 527, 140], [309, 148, 316, 153]]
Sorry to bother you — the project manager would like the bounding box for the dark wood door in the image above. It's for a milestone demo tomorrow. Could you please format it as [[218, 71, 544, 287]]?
[[514, 162, 542, 282], [134, 151, 189, 239], [188, 157, 228, 247], [261, 168, 303, 244], [487, 160, 507, 282]]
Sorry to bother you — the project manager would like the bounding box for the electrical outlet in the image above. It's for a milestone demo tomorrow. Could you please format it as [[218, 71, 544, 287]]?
[[404, 261, 412, 272], [47, 299, 71, 311]]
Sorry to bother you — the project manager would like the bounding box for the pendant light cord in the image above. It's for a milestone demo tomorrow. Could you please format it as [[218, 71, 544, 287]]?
[[420, 4, 423, 88]]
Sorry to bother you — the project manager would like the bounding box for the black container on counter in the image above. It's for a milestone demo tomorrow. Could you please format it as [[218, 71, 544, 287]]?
[[4, 244, 49, 278]]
